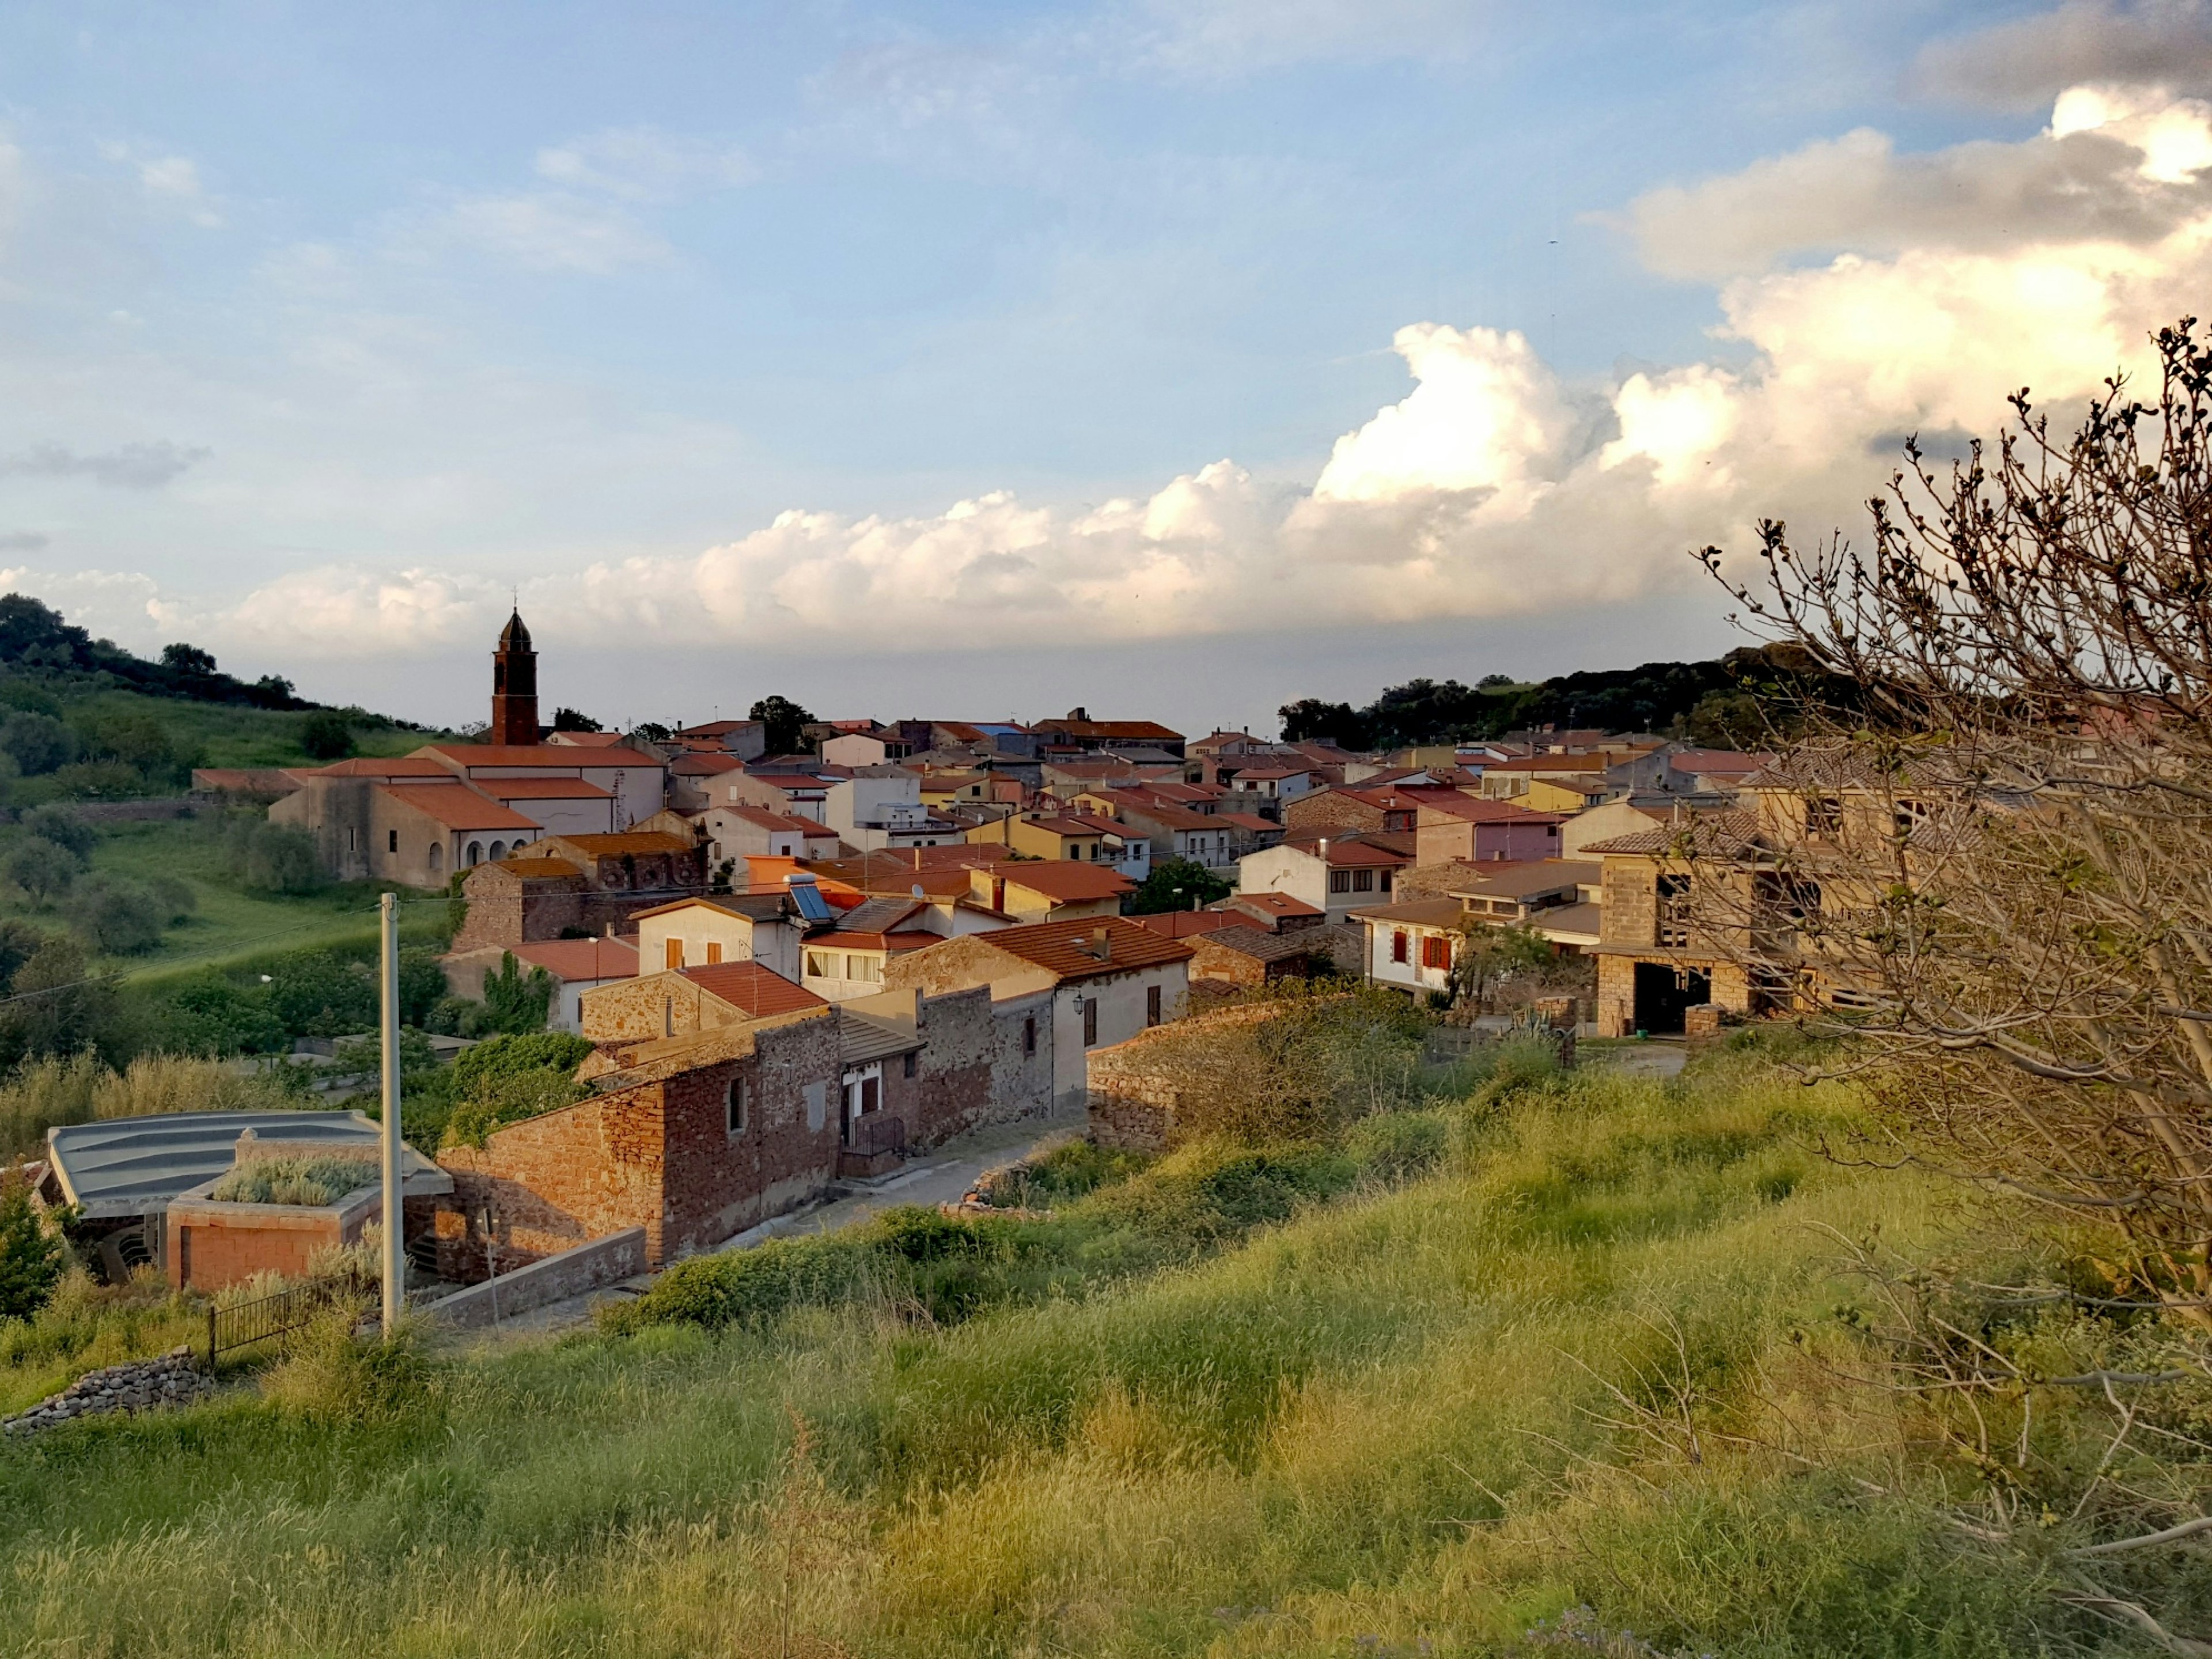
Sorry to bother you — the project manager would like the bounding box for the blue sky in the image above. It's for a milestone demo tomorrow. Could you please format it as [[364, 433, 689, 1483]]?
[[0, 1, 2200, 732]]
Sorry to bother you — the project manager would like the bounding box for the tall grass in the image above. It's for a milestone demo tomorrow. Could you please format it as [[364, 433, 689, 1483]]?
[[0, 1051, 305, 1159], [0, 1046, 2195, 1656]]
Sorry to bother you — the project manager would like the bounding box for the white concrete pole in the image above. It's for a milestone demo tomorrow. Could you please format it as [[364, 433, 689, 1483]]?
[[379, 891, 404, 1336]]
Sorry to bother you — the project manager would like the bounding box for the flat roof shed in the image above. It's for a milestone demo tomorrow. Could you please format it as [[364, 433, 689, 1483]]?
[[43, 1109, 451, 1221]]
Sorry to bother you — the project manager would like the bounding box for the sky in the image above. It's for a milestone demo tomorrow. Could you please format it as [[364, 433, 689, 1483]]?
[[2, 0, 2210, 734]]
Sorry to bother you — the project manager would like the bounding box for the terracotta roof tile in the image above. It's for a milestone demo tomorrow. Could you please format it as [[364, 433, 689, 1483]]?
[[998, 863, 1136, 902], [469, 775, 615, 800], [972, 915, 1193, 982], [421, 742, 664, 768], [502, 937, 639, 981], [377, 784, 540, 831], [678, 960, 826, 1017]]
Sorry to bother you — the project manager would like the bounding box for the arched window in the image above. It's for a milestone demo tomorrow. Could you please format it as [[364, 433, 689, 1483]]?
[[467, 842, 482, 866], [489, 840, 506, 861], [427, 842, 443, 875]]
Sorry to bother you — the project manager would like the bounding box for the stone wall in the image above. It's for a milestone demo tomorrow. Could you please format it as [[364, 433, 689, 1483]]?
[[2, 1349, 211, 1437], [1283, 793, 1385, 833], [420, 1227, 647, 1330], [909, 985, 1054, 1147], [1085, 1000, 1291, 1151]]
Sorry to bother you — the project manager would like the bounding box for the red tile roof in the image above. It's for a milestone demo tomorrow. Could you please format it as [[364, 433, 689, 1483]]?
[[1279, 833, 1412, 868], [469, 775, 615, 800], [305, 756, 454, 779], [1134, 911, 1259, 939], [505, 937, 639, 982], [679, 960, 826, 1017], [671, 753, 747, 777], [975, 915, 1195, 981], [419, 743, 662, 768], [805, 929, 942, 952], [492, 855, 585, 879], [377, 784, 540, 831], [719, 804, 827, 835], [998, 863, 1136, 902], [548, 731, 630, 747], [1221, 891, 1324, 920]]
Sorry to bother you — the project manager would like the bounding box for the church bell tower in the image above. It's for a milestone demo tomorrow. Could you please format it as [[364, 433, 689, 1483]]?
[[490, 609, 539, 745]]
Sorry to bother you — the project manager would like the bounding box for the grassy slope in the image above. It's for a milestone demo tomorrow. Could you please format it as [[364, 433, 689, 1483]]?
[[0, 1052, 2107, 1659], [0, 818, 450, 981]]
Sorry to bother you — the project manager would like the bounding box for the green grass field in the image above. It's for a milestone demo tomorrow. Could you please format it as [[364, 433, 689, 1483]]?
[[0, 816, 449, 982], [3, 1046, 2198, 1657]]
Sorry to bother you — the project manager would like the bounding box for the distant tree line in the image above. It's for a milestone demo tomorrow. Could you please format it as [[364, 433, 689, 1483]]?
[[1278, 643, 1858, 752]]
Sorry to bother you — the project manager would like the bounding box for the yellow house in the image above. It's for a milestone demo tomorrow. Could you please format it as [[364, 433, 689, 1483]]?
[[1525, 775, 1617, 812], [997, 814, 1111, 862]]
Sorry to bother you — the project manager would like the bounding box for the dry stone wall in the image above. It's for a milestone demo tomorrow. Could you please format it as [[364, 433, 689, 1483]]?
[[2, 1347, 211, 1437]]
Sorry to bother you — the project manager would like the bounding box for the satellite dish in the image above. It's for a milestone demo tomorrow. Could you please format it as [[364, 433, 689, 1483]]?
[[911, 884, 925, 899]]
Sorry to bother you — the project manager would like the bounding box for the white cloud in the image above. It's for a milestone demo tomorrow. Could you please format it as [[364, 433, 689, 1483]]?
[[19, 79, 2212, 696], [97, 142, 221, 226], [533, 128, 755, 200], [0, 440, 209, 488], [433, 191, 672, 274]]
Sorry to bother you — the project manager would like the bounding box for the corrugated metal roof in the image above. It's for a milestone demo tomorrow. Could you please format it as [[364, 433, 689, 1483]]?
[[47, 1110, 448, 1220]]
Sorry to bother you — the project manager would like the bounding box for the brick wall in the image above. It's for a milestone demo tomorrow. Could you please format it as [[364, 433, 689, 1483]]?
[[166, 1187, 376, 1291], [437, 1013, 845, 1269]]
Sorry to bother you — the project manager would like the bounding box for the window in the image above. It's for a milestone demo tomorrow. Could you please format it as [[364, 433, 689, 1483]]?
[[858, 1075, 880, 1115], [726, 1077, 748, 1135], [903, 1051, 918, 1079], [1147, 984, 1162, 1027], [467, 840, 482, 866], [1082, 997, 1099, 1047], [1657, 874, 1693, 949], [388, 830, 399, 854], [1380, 870, 1395, 893], [427, 843, 442, 874], [1808, 796, 1843, 838], [1421, 934, 1451, 970], [666, 939, 683, 971], [1328, 870, 1352, 894], [847, 953, 882, 983], [706, 942, 723, 965], [805, 949, 836, 978], [1024, 1015, 1036, 1054], [1351, 869, 1374, 893], [1391, 930, 1409, 964], [489, 840, 506, 861]]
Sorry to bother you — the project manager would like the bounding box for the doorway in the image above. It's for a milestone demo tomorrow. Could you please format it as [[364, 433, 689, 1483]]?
[[1633, 961, 1711, 1035]]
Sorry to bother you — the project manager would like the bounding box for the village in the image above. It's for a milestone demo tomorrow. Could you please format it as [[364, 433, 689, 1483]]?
[[19, 607, 1815, 1319]]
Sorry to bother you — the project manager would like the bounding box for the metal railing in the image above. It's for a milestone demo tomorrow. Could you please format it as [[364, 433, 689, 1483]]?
[[204, 1272, 372, 1368], [846, 1114, 907, 1159]]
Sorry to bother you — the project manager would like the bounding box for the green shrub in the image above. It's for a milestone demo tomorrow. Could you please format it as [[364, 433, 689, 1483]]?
[[4, 835, 78, 902], [20, 805, 96, 859], [240, 823, 320, 894], [611, 1234, 880, 1332], [70, 878, 167, 955], [298, 710, 353, 761], [151, 973, 289, 1056], [0, 1174, 65, 1321], [1343, 1107, 1449, 1181], [479, 951, 554, 1033], [0, 711, 74, 775], [263, 949, 376, 1038], [974, 1137, 1154, 1208], [51, 759, 147, 800], [209, 1156, 376, 1206], [440, 1066, 588, 1149], [450, 1030, 593, 1094]]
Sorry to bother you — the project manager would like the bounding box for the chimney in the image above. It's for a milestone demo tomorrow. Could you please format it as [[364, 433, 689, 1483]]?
[[1092, 925, 1111, 961]]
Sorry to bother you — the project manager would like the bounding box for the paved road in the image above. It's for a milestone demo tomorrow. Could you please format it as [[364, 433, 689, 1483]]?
[[434, 1108, 1088, 1349]]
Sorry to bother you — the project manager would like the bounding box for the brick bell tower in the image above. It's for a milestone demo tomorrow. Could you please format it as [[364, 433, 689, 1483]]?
[[490, 608, 539, 745]]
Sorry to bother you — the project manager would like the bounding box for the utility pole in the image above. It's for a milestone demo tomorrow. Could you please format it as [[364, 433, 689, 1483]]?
[[378, 891, 403, 1336]]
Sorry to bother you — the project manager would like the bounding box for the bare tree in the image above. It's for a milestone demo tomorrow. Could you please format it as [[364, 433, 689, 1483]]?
[[1699, 318, 2212, 1328]]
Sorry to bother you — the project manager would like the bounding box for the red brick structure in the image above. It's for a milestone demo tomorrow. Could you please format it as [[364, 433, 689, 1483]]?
[[490, 609, 539, 745], [437, 1009, 844, 1270]]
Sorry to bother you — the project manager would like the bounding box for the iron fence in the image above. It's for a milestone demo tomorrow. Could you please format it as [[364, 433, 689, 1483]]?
[[204, 1272, 372, 1368], [847, 1113, 907, 1159]]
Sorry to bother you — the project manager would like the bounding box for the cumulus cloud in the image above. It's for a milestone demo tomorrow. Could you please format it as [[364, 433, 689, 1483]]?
[[0, 441, 209, 488], [1916, 0, 2212, 109], [1625, 93, 2212, 279], [50, 79, 2212, 676], [97, 144, 221, 226]]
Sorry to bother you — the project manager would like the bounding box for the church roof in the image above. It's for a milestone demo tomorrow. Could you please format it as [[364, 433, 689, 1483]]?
[[498, 609, 532, 652]]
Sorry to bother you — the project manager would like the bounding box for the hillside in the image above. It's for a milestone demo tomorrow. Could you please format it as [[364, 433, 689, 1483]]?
[[2, 1038, 2198, 1657]]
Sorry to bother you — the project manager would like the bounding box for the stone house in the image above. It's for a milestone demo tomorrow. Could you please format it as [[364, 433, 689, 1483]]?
[[581, 959, 828, 1041], [884, 916, 1194, 1111], [1185, 926, 1339, 991], [450, 827, 709, 953], [1584, 812, 1768, 1036]]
